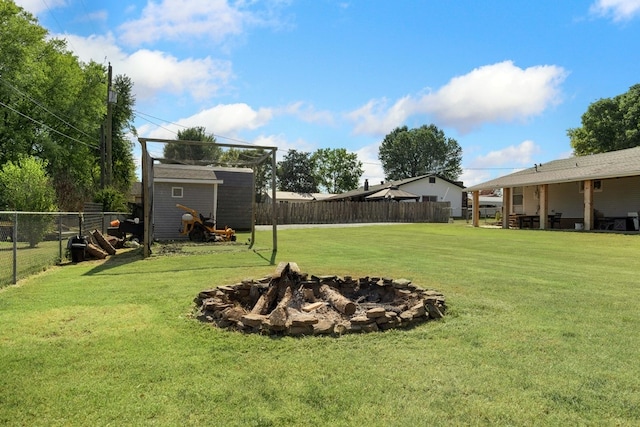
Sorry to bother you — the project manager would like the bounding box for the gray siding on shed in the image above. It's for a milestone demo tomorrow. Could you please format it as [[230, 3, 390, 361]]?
[[153, 182, 216, 240], [214, 168, 253, 230]]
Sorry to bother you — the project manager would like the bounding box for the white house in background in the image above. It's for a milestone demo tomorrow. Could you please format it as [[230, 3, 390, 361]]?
[[326, 174, 466, 217], [262, 191, 336, 203]]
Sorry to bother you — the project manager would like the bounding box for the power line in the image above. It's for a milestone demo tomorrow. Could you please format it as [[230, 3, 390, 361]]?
[[134, 113, 179, 136], [134, 109, 259, 147], [40, 0, 80, 55], [0, 77, 98, 143], [0, 100, 100, 151]]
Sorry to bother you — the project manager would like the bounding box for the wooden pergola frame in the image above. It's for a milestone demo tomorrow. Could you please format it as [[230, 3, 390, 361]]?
[[138, 138, 278, 259]]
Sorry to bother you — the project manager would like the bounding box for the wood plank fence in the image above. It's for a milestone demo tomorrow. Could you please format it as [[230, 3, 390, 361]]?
[[255, 201, 451, 225]]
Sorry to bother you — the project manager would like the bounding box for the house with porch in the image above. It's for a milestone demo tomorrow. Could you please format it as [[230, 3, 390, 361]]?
[[466, 146, 640, 231]]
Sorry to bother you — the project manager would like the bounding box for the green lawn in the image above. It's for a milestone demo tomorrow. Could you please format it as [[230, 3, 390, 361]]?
[[0, 240, 62, 287], [1, 224, 639, 426]]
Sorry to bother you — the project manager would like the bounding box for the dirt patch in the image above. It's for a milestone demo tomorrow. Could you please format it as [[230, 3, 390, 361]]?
[[194, 262, 446, 336]]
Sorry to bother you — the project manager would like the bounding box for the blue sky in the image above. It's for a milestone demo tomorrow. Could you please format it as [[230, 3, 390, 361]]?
[[15, 0, 640, 187]]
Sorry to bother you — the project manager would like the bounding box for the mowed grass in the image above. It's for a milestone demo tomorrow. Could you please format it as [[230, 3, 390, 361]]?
[[1, 223, 639, 426], [0, 240, 62, 287]]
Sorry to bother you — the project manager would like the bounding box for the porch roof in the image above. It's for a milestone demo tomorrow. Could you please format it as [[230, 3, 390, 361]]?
[[466, 146, 640, 192]]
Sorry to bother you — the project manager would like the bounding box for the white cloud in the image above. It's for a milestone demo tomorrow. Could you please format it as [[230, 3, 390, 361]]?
[[252, 134, 316, 161], [14, 0, 66, 14], [355, 143, 386, 186], [346, 96, 418, 136], [181, 103, 273, 134], [347, 61, 567, 136], [142, 103, 273, 140], [117, 0, 289, 47], [423, 62, 567, 133], [59, 33, 233, 101], [281, 102, 335, 126], [472, 140, 541, 168], [590, 0, 640, 21], [460, 140, 540, 187]]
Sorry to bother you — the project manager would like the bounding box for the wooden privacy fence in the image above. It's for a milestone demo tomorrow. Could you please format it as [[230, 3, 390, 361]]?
[[255, 201, 451, 225]]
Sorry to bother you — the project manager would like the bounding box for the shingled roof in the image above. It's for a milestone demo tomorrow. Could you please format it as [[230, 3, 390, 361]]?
[[327, 174, 464, 201], [466, 146, 640, 192], [153, 163, 220, 182]]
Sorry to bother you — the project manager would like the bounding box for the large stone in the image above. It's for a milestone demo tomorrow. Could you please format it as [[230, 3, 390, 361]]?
[[290, 313, 318, 326], [409, 303, 426, 318], [366, 307, 386, 318], [313, 319, 335, 335], [399, 310, 414, 322], [241, 313, 266, 328], [392, 278, 412, 289], [350, 315, 373, 325]]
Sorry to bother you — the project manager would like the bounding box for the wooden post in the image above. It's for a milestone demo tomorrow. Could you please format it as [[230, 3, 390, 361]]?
[[502, 187, 512, 229], [472, 191, 480, 227], [539, 184, 549, 229], [583, 180, 594, 231]]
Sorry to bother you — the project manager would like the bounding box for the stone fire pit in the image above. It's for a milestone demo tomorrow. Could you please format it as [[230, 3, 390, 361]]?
[[194, 262, 446, 336]]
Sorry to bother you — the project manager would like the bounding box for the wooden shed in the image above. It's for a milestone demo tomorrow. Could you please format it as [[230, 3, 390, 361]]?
[[153, 163, 253, 240]]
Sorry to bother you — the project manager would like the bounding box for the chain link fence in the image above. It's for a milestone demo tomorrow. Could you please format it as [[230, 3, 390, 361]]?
[[0, 211, 126, 287]]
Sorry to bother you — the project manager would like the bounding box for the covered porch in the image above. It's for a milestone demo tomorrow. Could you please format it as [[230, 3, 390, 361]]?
[[466, 147, 640, 232]]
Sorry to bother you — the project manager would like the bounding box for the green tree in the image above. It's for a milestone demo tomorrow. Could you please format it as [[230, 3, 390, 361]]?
[[93, 186, 128, 212], [0, 2, 137, 210], [568, 84, 640, 155], [0, 156, 57, 247], [310, 148, 363, 193], [110, 74, 137, 194], [163, 126, 221, 163], [0, 1, 48, 164], [378, 125, 462, 181], [276, 149, 318, 193]]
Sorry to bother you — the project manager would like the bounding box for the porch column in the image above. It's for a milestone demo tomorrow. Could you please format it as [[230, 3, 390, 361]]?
[[583, 180, 594, 231], [502, 187, 512, 229], [472, 191, 480, 227], [212, 183, 219, 227], [539, 184, 549, 229]]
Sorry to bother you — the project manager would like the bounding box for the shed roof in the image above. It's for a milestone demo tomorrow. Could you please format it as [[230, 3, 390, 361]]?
[[153, 163, 221, 183], [466, 146, 640, 192]]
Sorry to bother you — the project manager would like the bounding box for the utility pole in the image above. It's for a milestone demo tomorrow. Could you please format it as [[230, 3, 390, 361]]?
[[100, 123, 106, 188], [105, 63, 115, 186]]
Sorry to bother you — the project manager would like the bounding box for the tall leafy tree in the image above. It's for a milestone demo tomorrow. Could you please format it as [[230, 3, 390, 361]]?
[[378, 124, 462, 181], [163, 126, 221, 163], [0, 156, 57, 246], [310, 148, 363, 193], [568, 84, 640, 155], [110, 74, 137, 193], [0, 1, 137, 210], [0, 1, 50, 165], [276, 149, 318, 193]]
